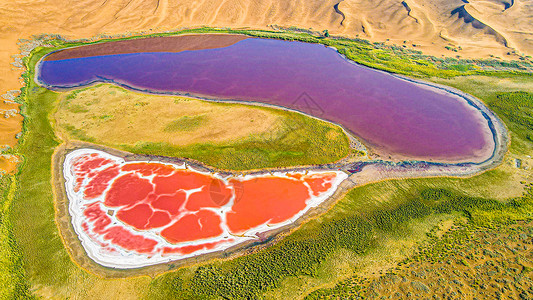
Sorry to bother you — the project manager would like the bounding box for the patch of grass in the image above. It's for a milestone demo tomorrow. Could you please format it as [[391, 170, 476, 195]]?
[[306, 186, 533, 299], [127, 112, 350, 170], [134, 101, 149, 107], [66, 104, 89, 113], [14, 81, 70, 287], [0, 46, 66, 298], [98, 114, 113, 120], [63, 124, 96, 143], [0, 175, 34, 299], [163, 115, 206, 132], [492, 92, 533, 143]]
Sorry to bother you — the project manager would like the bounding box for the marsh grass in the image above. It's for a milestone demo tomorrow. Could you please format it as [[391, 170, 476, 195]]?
[[307, 185, 533, 299], [125, 113, 349, 170], [0, 175, 34, 299], [493, 92, 533, 144], [66, 104, 89, 113], [163, 115, 207, 132]]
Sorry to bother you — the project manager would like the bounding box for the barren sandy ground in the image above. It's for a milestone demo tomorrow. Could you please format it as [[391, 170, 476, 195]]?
[[0, 0, 531, 171]]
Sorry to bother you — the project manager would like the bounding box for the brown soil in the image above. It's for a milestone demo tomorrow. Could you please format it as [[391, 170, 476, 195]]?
[[45, 34, 248, 61]]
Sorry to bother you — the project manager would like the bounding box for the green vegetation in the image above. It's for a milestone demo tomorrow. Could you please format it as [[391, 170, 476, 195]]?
[[0, 28, 530, 299], [493, 92, 533, 143], [63, 124, 96, 143], [0, 176, 34, 299], [0, 45, 64, 298], [98, 114, 113, 120], [307, 185, 533, 299], [13, 49, 67, 287], [164, 115, 207, 132], [234, 29, 531, 77], [66, 104, 89, 113], [126, 112, 350, 170]]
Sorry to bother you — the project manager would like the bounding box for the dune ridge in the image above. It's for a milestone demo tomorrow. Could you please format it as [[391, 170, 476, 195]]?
[[333, 1, 346, 25], [451, 4, 509, 47]]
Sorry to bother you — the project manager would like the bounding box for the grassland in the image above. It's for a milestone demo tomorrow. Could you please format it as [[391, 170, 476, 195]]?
[[306, 187, 533, 299], [0, 28, 531, 298], [54, 84, 352, 170], [55, 84, 282, 146]]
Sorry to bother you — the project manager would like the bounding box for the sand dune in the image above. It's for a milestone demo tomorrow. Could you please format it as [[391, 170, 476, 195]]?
[[0, 0, 531, 170], [337, 0, 532, 57], [465, 0, 533, 54]]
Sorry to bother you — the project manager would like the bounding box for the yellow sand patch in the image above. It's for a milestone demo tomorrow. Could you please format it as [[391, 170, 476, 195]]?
[[0, 155, 19, 174], [0, 102, 22, 148]]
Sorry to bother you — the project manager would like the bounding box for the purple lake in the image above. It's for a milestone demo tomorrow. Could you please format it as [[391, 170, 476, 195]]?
[[37, 35, 493, 162]]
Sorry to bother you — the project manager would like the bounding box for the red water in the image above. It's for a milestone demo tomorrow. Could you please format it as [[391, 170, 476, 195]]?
[[160, 210, 223, 243], [226, 177, 310, 234], [71, 152, 340, 256]]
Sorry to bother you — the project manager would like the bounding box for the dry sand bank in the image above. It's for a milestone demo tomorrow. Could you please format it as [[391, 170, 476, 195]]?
[[54, 84, 286, 148]]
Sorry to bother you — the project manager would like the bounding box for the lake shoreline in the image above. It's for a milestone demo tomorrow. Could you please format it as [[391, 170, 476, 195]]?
[[35, 34, 504, 165]]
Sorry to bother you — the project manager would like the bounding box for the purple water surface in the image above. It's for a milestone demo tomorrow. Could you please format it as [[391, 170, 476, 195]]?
[[38, 37, 491, 161]]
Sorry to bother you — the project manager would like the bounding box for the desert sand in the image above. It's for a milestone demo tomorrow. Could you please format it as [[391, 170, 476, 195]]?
[[0, 0, 531, 172]]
